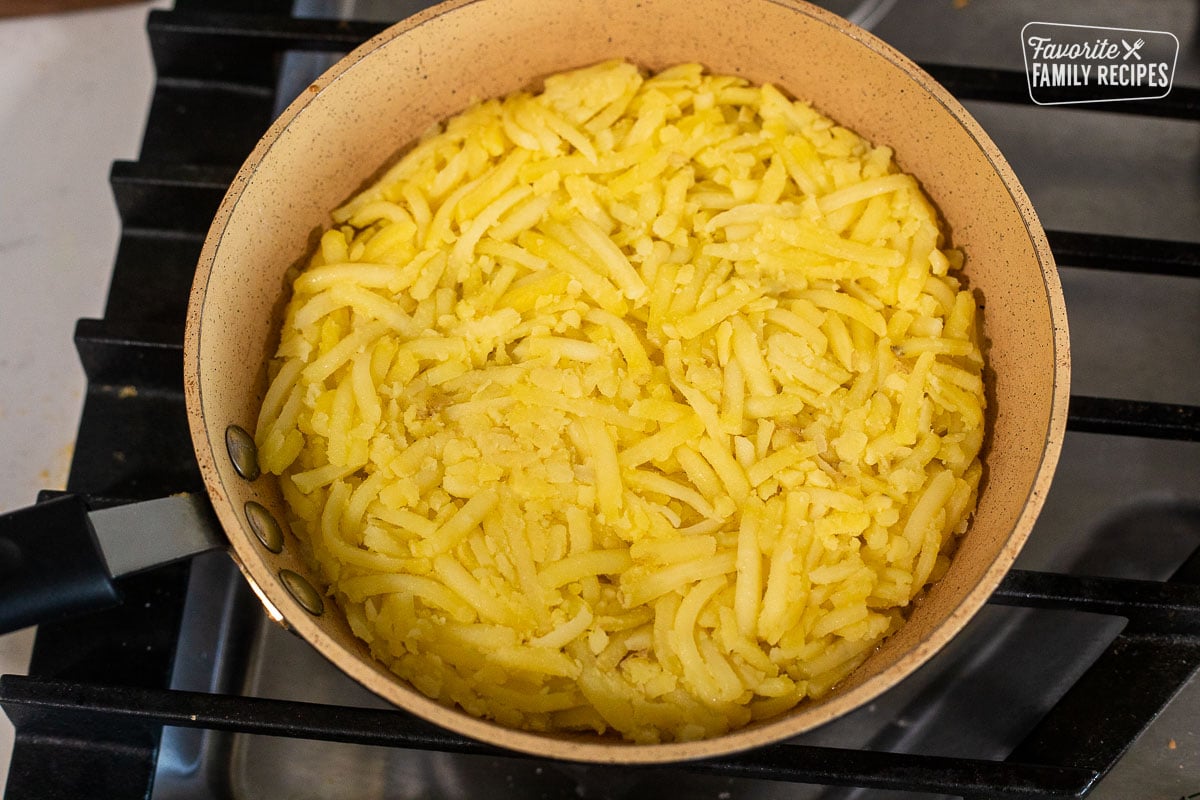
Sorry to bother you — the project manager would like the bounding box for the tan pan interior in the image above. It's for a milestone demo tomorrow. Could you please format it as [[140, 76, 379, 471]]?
[[184, 0, 1069, 763]]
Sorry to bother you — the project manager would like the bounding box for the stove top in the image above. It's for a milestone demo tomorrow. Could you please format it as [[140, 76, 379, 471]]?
[[2, 2, 1199, 798]]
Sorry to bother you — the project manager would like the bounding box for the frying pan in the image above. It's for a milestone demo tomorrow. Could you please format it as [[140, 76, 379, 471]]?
[[2, 0, 1069, 764]]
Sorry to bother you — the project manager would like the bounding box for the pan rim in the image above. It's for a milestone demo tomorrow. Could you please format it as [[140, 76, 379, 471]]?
[[184, 0, 1069, 764]]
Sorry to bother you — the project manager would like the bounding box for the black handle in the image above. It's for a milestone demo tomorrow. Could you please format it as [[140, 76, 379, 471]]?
[[0, 494, 121, 635]]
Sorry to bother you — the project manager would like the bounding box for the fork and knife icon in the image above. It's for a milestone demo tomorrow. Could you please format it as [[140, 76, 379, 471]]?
[[1121, 38, 1145, 60]]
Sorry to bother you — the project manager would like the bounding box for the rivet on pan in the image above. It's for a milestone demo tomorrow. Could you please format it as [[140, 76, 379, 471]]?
[[225, 424, 261, 481], [244, 501, 284, 553], [279, 569, 324, 616]]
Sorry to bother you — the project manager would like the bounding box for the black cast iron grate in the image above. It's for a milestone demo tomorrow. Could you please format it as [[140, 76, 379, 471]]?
[[3, 4, 1200, 799]]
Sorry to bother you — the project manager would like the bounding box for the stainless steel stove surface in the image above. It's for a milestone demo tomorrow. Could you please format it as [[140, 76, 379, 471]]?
[[157, 1, 1200, 797], [5, 2, 1200, 799]]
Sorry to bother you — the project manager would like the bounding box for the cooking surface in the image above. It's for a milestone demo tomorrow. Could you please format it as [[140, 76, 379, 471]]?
[[1, 1, 1199, 798]]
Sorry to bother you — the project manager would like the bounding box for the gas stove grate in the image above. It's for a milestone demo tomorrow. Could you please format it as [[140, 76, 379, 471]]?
[[2, 4, 1199, 799]]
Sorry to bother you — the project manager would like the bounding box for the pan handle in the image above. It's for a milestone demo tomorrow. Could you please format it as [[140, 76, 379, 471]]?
[[0, 494, 121, 636], [0, 492, 225, 636]]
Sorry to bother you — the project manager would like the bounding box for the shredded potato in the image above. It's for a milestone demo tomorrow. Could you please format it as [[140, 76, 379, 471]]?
[[256, 60, 985, 743]]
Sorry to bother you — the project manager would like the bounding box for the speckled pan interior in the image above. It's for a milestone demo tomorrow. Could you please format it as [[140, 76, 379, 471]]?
[[184, 0, 1069, 763]]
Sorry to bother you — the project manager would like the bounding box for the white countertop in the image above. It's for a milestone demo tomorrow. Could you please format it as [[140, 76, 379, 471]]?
[[0, 2, 167, 792]]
